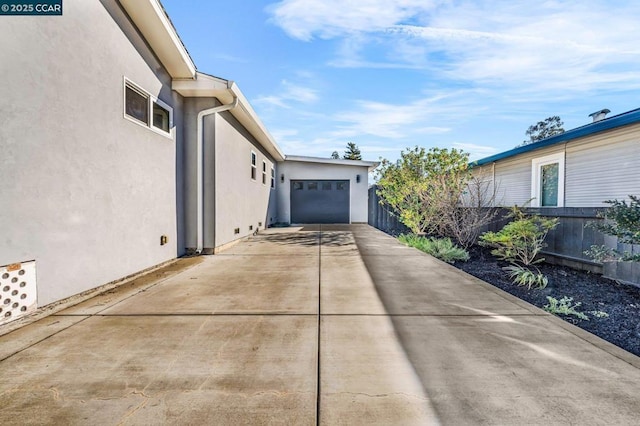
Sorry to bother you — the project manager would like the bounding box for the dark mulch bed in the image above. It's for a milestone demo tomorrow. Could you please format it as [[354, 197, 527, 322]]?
[[454, 245, 640, 357]]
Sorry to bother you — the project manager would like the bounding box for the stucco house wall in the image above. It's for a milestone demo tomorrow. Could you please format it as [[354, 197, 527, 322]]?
[[213, 112, 278, 250], [277, 159, 374, 224], [0, 0, 180, 306], [181, 100, 278, 253]]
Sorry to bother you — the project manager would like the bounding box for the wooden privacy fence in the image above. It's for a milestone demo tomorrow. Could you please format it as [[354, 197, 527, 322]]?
[[368, 185, 410, 235], [368, 185, 640, 285]]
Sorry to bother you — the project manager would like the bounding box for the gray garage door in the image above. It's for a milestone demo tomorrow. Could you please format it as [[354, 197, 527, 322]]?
[[290, 180, 350, 223]]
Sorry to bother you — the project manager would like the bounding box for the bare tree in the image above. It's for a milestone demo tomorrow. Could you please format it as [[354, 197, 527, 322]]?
[[443, 176, 501, 248]]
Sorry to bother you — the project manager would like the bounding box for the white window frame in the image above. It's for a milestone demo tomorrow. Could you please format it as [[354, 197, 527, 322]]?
[[270, 167, 275, 189], [250, 151, 257, 181], [261, 160, 267, 185], [531, 152, 565, 207], [123, 77, 173, 139]]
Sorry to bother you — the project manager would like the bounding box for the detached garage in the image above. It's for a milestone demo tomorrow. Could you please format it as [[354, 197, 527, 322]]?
[[277, 156, 378, 225]]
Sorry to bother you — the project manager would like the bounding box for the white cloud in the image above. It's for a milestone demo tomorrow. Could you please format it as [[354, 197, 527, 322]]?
[[268, 0, 640, 93], [267, 0, 439, 41], [330, 88, 487, 140], [255, 79, 319, 109], [452, 142, 498, 161]]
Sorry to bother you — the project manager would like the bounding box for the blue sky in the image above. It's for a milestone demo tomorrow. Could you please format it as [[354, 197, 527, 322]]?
[[161, 0, 640, 162]]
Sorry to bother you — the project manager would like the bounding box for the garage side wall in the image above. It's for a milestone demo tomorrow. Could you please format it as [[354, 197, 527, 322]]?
[[276, 161, 370, 224], [0, 0, 180, 306]]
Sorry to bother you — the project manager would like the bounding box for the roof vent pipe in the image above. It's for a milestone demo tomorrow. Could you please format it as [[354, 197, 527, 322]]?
[[589, 108, 610, 122]]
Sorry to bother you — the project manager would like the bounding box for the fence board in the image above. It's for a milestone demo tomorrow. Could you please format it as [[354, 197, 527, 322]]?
[[368, 185, 637, 284]]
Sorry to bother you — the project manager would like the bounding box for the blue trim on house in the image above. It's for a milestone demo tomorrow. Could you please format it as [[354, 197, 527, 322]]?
[[472, 108, 640, 167]]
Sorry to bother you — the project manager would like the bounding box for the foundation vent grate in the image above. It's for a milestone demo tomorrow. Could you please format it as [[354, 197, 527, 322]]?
[[0, 260, 37, 325]]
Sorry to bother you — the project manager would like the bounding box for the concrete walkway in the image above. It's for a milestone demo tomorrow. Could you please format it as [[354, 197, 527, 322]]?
[[1, 225, 639, 425]]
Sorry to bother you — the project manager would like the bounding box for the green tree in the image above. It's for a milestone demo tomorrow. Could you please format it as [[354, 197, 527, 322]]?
[[343, 142, 362, 160], [376, 146, 489, 246], [330, 151, 340, 159], [520, 116, 565, 146]]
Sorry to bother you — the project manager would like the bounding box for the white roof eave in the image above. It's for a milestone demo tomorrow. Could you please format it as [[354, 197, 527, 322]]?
[[284, 155, 380, 171], [120, 0, 196, 79], [173, 73, 285, 162]]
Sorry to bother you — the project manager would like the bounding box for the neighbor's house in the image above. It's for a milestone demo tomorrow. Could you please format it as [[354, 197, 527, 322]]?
[[0, 0, 376, 324], [472, 108, 640, 284]]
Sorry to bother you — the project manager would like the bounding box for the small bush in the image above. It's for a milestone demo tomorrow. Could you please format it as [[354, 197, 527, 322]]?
[[584, 195, 640, 263], [479, 206, 559, 266], [399, 234, 469, 263], [502, 265, 548, 289], [543, 296, 589, 320]]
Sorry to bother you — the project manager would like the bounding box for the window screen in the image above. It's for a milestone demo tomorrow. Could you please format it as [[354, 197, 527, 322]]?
[[251, 152, 257, 180], [125, 85, 148, 124], [152, 102, 170, 132]]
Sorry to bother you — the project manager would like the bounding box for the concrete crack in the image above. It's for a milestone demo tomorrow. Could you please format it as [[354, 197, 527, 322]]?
[[329, 391, 431, 401]]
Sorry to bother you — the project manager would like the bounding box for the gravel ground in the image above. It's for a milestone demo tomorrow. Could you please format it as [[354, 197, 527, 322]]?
[[454, 245, 640, 357]]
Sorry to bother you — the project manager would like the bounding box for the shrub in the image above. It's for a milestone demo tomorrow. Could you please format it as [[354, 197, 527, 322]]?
[[377, 147, 498, 247], [399, 234, 469, 263], [479, 206, 559, 266], [502, 264, 548, 289], [377, 147, 471, 235], [584, 195, 640, 262], [543, 296, 589, 320]]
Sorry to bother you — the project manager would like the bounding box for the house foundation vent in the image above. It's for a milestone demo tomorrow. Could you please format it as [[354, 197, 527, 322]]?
[[0, 260, 37, 325]]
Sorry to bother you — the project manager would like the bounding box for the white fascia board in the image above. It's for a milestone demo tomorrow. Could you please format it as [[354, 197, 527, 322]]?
[[284, 155, 380, 171], [227, 82, 286, 162], [174, 73, 285, 162], [120, 0, 196, 79]]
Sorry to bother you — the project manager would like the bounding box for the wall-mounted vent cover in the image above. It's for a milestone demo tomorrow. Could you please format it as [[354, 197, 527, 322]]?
[[0, 261, 37, 325]]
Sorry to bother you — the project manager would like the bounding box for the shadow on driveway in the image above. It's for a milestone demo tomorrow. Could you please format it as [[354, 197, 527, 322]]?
[[350, 225, 640, 425]]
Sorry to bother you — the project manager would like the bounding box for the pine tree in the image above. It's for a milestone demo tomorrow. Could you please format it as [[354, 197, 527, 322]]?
[[520, 116, 565, 146], [331, 151, 340, 159], [343, 142, 362, 160]]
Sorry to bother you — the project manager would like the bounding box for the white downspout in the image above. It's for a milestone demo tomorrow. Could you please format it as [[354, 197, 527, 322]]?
[[196, 94, 238, 253]]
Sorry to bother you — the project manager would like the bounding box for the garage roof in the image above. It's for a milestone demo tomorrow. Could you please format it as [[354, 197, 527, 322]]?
[[285, 155, 379, 171]]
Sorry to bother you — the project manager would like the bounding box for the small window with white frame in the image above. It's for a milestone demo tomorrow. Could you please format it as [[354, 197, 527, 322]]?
[[124, 78, 173, 137], [270, 167, 275, 189], [251, 151, 257, 180], [531, 152, 565, 207], [262, 161, 267, 185]]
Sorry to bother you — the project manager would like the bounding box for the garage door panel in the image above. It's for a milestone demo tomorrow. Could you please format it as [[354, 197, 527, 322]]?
[[291, 180, 349, 224]]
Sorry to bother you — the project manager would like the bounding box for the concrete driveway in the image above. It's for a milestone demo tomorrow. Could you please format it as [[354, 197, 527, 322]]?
[[1, 224, 639, 425]]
